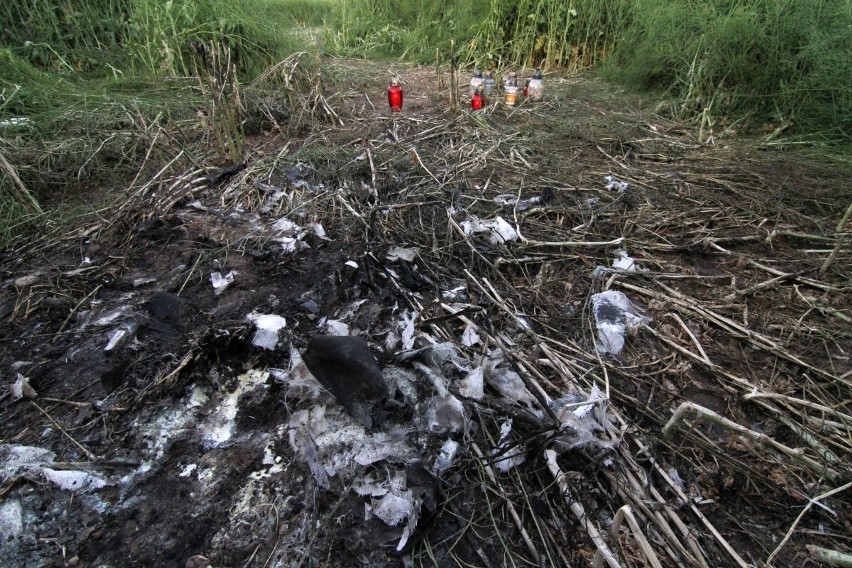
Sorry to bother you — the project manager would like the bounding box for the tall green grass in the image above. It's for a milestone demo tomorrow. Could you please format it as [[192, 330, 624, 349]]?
[[607, 0, 851, 139], [1, 0, 302, 78], [327, 0, 628, 68]]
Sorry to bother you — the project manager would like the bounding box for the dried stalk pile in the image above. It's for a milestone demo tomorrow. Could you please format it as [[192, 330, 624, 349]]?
[[6, 63, 850, 567]]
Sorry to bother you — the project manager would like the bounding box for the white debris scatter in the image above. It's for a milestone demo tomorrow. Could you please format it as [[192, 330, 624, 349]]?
[[0, 445, 56, 477], [249, 441, 286, 480], [371, 491, 414, 526], [484, 354, 536, 407], [399, 310, 417, 350], [612, 249, 642, 272], [187, 385, 209, 408], [425, 394, 466, 434], [288, 406, 417, 489], [42, 468, 107, 492], [345, 260, 359, 269], [178, 464, 197, 477], [604, 175, 629, 192], [127, 406, 191, 482], [10, 373, 37, 401], [592, 290, 651, 355], [104, 322, 138, 354], [319, 318, 349, 336], [271, 217, 300, 235], [458, 366, 485, 400], [246, 312, 287, 350], [0, 498, 23, 550], [493, 420, 526, 472], [432, 439, 459, 475], [354, 428, 416, 466], [202, 369, 269, 447], [269, 344, 324, 399], [461, 215, 519, 244], [386, 246, 419, 262], [210, 271, 238, 295], [493, 193, 544, 211], [461, 323, 481, 347], [92, 305, 132, 327]]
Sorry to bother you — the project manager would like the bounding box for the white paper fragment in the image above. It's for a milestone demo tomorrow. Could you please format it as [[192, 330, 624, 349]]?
[[309, 223, 330, 240], [10, 373, 37, 401], [271, 217, 300, 235], [354, 431, 417, 466], [592, 290, 650, 355], [92, 306, 132, 326], [493, 420, 526, 472], [320, 319, 350, 336], [345, 260, 359, 269], [42, 468, 107, 492], [133, 277, 157, 287], [210, 271, 237, 296], [441, 285, 467, 301], [426, 394, 465, 434], [461, 324, 481, 347], [493, 194, 543, 211], [604, 175, 629, 192], [246, 313, 287, 350], [178, 464, 197, 477], [105, 322, 138, 354], [277, 236, 305, 254], [372, 491, 414, 527], [399, 311, 417, 350], [433, 439, 459, 475], [460, 216, 519, 244], [612, 249, 642, 272], [458, 367, 484, 400], [486, 367, 536, 407], [386, 246, 419, 262], [572, 384, 604, 419]]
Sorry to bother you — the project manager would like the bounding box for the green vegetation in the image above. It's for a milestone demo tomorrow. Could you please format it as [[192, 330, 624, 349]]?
[[329, 0, 851, 140], [0, 0, 329, 244], [608, 0, 851, 140]]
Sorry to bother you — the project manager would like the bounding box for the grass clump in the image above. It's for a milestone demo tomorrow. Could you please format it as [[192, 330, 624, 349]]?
[[326, 0, 488, 61], [607, 0, 852, 141]]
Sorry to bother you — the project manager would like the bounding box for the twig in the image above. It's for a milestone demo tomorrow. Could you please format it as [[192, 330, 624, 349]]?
[[766, 481, 852, 565], [471, 443, 541, 565], [662, 401, 838, 481], [603, 505, 664, 568], [545, 449, 622, 568], [31, 401, 97, 461], [53, 285, 102, 342], [820, 201, 852, 275], [806, 545, 852, 567]]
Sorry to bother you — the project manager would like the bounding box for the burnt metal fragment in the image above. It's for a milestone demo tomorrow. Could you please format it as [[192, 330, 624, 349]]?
[[302, 336, 388, 428]]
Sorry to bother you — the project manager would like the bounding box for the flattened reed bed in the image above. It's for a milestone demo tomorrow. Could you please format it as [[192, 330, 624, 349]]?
[[7, 65, 852, 567]]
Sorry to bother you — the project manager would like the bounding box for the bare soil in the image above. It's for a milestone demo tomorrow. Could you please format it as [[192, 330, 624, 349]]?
[[1, 61, 850, 568]]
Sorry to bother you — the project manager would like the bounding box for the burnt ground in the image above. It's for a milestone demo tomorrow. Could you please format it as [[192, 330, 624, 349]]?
[[1, 60, 851, 568]]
